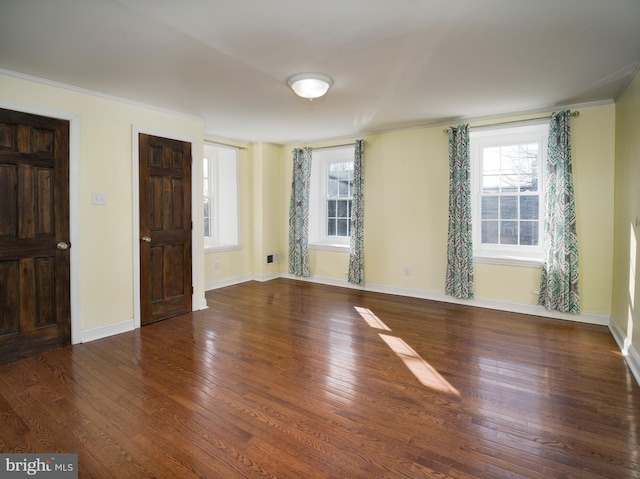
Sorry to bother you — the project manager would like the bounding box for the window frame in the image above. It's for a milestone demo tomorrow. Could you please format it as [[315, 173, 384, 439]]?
[[203, 142, 241, 252], [309, 145, 355, 250], [470, 123, 548, 266]]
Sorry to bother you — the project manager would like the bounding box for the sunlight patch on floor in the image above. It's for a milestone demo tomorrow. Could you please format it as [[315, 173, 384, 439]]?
[[355, 306, 459, 395], [378, 334, 459, 396], [354, 306, 391, 330]]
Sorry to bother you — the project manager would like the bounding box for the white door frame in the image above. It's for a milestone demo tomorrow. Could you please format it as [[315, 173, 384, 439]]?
[[0, 99, 82, 344]]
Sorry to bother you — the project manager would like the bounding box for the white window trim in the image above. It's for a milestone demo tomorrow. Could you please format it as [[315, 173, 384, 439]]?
[[470, 123, 548, 267], [309, 146, 355, 250], [203, 142, 241, 252]]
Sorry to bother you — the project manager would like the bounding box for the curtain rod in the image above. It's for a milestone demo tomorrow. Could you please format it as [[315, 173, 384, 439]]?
[[204, 139, 248, 150], [442, 111, 580, 134], [305, 142, 357, 150]]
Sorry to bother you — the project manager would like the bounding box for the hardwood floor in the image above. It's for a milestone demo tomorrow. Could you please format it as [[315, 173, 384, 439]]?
[[1, 279, 639, 478]]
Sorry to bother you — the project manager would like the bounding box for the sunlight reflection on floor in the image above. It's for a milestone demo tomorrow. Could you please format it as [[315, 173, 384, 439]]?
[[378, 334, 460, 396], [355, 306, 459, 396], [354, 307, 391, 331]]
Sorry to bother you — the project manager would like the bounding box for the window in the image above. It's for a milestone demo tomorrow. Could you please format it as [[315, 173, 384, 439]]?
[[309, 145, 355, 248], [470, 123, 548, 264], [203, 142, 240, 250]]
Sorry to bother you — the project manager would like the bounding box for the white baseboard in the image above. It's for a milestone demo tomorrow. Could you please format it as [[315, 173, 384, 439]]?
[[195, 298, 209, 311], [609, 319, 640, 387], [81, 318, 135, 343], [205, 275, 254, 291], [253, 272, 282, 283], [282, 273, 609, 326]]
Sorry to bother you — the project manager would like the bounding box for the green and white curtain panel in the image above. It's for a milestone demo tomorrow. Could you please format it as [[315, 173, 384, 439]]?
[[288, 147, 312, 277], [445, 124, 474, 300], [348, 140, 365, 286], [539, 111, 580, 313]]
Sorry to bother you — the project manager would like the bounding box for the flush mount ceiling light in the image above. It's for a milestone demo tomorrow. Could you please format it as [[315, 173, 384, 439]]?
[[286, 72, 333, 100]]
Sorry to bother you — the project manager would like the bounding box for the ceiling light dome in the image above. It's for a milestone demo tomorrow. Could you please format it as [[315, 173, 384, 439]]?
[[287, 73, 333, 100]]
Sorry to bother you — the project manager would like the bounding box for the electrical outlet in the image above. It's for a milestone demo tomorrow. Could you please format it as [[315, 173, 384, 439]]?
[[403, 266, 411, 276], [214, 260, 220, 270]]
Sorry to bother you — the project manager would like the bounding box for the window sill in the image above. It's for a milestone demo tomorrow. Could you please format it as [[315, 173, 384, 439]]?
[[205, 243, 243, 253], [474, 255, 542, 268], [309, 242, 350, 252]]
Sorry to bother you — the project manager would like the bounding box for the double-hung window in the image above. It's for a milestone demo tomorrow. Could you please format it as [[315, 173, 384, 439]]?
[[203, 142, 240, 251], [470, 123, 548, 265], [309, 145, 355, 249]]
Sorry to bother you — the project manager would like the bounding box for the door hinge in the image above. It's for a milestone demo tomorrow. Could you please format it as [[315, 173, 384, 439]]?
[[191, 221, 194, 230], [192, 287, 194, 294]]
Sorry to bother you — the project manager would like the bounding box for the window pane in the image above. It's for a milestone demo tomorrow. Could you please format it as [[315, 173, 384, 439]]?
[[520, 196, 539, 220], [328, 180, 338, 197], [482, 221, 498, 244], [337, 219, 349, 236], [482, 174, 500, 193], [483, 147, 501, 172], [337, 200, 349, 217], [500, 175, 519, 192], [482, 196, 498, 219], [338, 179, 350, 196], [327, 200, 336, 217], [204, 217, 210, 238], [500, 145, 520, 174], [520, 172, 538, 192], [327, 218, 336, 236], [520, 221, 539, 246], [500, 196, 517, 219], [500, 221, 518, 244]]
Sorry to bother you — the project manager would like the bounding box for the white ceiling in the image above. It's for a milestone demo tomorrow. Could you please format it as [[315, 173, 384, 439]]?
[[1, 0, 640, 144]]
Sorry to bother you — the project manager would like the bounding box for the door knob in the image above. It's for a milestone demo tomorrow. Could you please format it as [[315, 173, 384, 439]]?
[[56, 241, 70, 250], [141, 236, 151, 243]]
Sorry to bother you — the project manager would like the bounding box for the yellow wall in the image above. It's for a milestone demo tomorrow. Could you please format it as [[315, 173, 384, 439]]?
[[0, 72, 204, 337], [282, 104, 616, 319], [612, 70, 640, 354], [252, 143, 286, 278]]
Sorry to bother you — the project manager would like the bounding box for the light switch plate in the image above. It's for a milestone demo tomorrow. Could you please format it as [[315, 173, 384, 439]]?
[[92, 192, 107, 205]]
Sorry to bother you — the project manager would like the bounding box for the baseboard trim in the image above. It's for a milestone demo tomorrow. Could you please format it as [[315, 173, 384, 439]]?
[[205, 275, 254, 291], [253, 272, 282, 283], [281, 273, 609, 326], [81, 318, 135, 343], [609, 319, 640, 387]]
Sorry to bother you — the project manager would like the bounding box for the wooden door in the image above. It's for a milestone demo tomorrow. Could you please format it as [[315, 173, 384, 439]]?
[[0, 108, 70, 363], [139, 134, 192, 325]]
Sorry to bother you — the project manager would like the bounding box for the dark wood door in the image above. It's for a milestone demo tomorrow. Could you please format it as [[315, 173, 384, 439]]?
[[0, 108, 70, 363], [139, 134, 192, 325]]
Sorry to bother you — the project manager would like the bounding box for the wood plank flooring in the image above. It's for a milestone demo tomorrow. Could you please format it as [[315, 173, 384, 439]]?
[[1, 279, 639, 478]]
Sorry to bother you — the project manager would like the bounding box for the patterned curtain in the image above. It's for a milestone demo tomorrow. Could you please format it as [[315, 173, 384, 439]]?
[[539, 111, 580, 313], [348, 140, 365, 286], [288, 147, 312, 277], [445, 124, 474, 299]]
